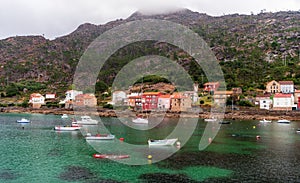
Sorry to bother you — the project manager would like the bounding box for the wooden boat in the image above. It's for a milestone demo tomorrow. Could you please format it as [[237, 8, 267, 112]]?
[[259, 119, 272, 123], [93, 154, 130, 159], [16, 118, 30, 123], [85, 133, 115, 140], [54, 126, 80, 131], [148, 138, 178, 146], [277, 119, 290, 124], [77, 116, 98, 125]]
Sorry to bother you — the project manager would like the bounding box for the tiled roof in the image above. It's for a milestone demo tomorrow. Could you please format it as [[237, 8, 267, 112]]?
[[274, 93, 292, 98], [279, 81, 294, 85]]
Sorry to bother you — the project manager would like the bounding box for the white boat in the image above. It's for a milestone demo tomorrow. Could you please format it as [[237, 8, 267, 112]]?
[[61, 114, 68, 119], [54, 126, 80, 131], [148, 138, 178, 146], [204, 118, 217, 122], [16, 118, 30, 123], [259, 119, 272, 123], [77, 116, 98, 125], [85, 133, 115, 140], [132, 117, 148, 124], [277, 119, 291, 124]]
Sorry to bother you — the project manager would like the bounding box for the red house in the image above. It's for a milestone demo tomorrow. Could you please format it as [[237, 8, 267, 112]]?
[[142, 92, 161, 110]]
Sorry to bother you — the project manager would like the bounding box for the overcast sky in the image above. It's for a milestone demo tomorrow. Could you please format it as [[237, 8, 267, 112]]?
[[0, 0, 299, 40]]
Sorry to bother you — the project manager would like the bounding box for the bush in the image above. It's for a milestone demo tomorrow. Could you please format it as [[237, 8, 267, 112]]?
[[103, 103, 113, 109]]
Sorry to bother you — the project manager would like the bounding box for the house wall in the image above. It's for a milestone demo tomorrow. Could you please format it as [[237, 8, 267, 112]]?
[[259, 99, 272, 110], [280, 84, 294, 93], [273, 97, 294, 110]]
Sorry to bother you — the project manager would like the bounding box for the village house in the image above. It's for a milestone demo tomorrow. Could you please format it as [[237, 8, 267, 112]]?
[[170, 93, 192, 112], [60, 90, 83, 109], [266, 80, 280, 94], [29, 93, 45, 109], [111, 91, 127, 106], [294, 90, 300, 109], [142, 92, 161, 110], [203, 82, 220, 93], [279, 81, 294, 93], [213, 91, 233, 106], [73, 93, 97, 107], [157, 94, 171, 110], [272, 93, 294, 111], [183, 83, 199, 104], [259, 98, 272, 110]]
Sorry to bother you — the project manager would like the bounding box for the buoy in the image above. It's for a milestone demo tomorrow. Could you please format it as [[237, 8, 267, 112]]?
[[119, 137, 124, 142], [147, 155, 152, 160], [208, 137, 212, 144], [256, 135, 261, 140], [253, 125, 256, 129], [176, 141, 181, 147]]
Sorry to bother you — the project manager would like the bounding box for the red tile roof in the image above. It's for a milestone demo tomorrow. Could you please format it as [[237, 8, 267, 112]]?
[[274, 93, 292, 98], [279, 81, 294, 85]]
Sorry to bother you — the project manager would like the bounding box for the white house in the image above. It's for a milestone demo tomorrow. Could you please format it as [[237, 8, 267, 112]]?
[[259, 99, 272, 110], [59, 90, 83, 104], [273, 93, 294, 111], [157, 95, 171, 110], [111, 91, 127, 105], [29, 93, 45, 108], [279, 81, 294, 94]]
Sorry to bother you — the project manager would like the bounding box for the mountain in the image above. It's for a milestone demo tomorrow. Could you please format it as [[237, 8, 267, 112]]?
[[0, 9, 299, 96]]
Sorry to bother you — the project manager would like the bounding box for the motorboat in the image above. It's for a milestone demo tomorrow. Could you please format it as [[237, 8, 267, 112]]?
[[16, 118, 30, 123], [93, 154, 130, 159], [132, 117, 148, 124], [77, 116, 98, 125], [61, 114, 68, 119], [277, 119, 291, 124], [296, 128, 300, 134], [54, 126, 80, 131], [85, 133, 115, 140], [259, 119, 272, 123], [148, 138, 178, 146]]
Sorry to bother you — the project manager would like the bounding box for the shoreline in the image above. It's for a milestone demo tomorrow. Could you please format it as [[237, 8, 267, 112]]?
[[1, 106, 300, 121]]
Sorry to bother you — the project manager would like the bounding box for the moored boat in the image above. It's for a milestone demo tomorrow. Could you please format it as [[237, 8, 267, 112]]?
[[85, 133, 115, 140], [77, 116, 98, 125], [259, 119, 272, 123], [277, 119, 290, 124], [132, 117, 148, 124], [54, 126, 80, 131], [61, 114, 68, 119], [204, 118, 217, 122], [16, 118, 30, 123], [93, 154, 130, 159], [148, 138, 178, 146]]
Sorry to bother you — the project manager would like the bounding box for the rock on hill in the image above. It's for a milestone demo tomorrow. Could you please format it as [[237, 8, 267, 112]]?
[[0, 9, 299, 93]]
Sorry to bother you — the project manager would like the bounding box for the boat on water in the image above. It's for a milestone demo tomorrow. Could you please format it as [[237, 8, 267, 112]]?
[[204, 118, 217, 122], [16, 118, 30, 123], [132, 117, 148, 124], [148, 138, 178, 146], [219, 121, 231, 124], [259, 119, 272, 123], [61, 114, 68, 119], [93, 154, 130, 159], [277, 119, 291, 124], [296, 129, 300, 134], [85, 133, 115, 140], [54, 126, 80, 131], [77, 116, 98, 125]]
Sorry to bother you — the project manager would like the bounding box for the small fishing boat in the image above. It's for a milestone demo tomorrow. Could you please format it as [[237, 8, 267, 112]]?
[[277, 119, 291, 124], [61, 114, 68, 119], [85, 133, 115, 140], [296, 128, 300, 134], [54, 126, 80, 131], [259, 119, 272, 123], [77, 116, 98, 125], [204, 118, 217, 122], [93, 154, 130, 159], [132, 117, 148, 124], [148, 138, 178, 146], [16, 118, 30, 123]]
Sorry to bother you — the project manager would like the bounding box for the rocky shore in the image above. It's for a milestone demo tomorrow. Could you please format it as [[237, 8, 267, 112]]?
[[1, 106, 300, 121]]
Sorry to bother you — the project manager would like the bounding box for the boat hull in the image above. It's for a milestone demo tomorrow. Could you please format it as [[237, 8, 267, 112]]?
[[85, 134, 115, 140], [148, 138, 178, 146], [132, 118, 148, 124], [54, 126, 80, 131], [93, 154, 130, 159]]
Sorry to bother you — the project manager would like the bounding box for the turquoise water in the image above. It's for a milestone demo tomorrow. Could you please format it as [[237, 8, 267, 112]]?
[[0, 113, 300, 182]]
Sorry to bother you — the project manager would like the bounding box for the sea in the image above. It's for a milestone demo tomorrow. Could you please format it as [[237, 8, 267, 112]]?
[[0, 113, 300, 182]]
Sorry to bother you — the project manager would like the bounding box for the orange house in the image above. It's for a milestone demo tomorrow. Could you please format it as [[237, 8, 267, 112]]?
[[74, 93, 97, 107]]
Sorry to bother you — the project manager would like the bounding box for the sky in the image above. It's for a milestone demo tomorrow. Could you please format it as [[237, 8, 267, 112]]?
[[0, 0, 299, 40]]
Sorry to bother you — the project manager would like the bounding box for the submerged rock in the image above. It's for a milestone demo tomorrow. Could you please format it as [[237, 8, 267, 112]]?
[[59, 166, 95, 181]]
